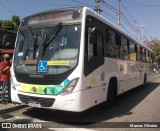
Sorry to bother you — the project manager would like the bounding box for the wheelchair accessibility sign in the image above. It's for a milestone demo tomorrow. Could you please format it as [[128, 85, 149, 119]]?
[[38, 61, 47, 72]]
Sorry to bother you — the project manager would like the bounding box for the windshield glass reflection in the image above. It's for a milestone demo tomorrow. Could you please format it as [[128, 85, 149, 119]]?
[[14, 24, 81, 75]]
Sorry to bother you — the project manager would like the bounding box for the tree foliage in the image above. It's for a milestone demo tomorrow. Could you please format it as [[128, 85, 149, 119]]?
[[1, 20, 14, 31], [0, 21, 2, 28], [0, 15, 20, 32], [12, 15, 20, 31], [146, 39, 160, 63]]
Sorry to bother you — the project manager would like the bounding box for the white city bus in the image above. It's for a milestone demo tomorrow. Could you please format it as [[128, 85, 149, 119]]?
[[11, 7, 153, 112]]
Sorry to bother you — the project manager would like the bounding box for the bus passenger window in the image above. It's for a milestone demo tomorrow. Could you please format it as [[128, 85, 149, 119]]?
[[121, 37, 128, 60], [97, 32, 103, 57], [142, 48, 146, 62], [87, 27, 103, 60], [146, 50, 149, 63], [129, 41, 136, 61], [149, 52, 152, 63], [84, 16, 104, 76], [137, 45, 142, 61], [122, 38, 129, 60], [117, 34, 123, 59], [87, 27, 94, 61], [106, 30, 118, 58], [124, 40, 129, 60]]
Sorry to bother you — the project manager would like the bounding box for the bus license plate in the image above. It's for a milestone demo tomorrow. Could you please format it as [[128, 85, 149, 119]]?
[[29, 101, 41, 108]]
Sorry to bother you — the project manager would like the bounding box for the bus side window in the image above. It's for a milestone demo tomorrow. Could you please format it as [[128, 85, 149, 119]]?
[[142, 48, 146, 62], [87, 27, 94, 61], [87, 27, 100, 60], [116, 34, 123, 59], [149, 52, 152, 63], [87, 27, 103, 60], [84, 16, 104, 76], [129, 41, 136, 61], [140, 46, 143, 62], [96, 31, 103, 57], [146, 50, 149, 63], [137, 45, 142, 62], [123, 38, 129, 60], [127, 40, 130, 60], [144, 49, 147, 62], [106, 29, 117, 58], [121, 37, 129, 60]]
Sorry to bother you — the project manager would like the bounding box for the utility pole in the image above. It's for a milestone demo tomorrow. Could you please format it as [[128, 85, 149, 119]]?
[[141, 24, 149, 43], [96, 0, 101, 14], [118, 0, 121, 28], [135, 23, 149, 43], [134, 20, 138, 39]]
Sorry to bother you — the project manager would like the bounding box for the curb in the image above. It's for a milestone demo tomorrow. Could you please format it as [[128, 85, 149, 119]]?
[[0, 104, 27, 115]]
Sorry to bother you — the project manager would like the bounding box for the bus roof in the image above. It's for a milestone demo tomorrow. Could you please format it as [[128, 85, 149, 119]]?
[[21, 6, 151, 52]]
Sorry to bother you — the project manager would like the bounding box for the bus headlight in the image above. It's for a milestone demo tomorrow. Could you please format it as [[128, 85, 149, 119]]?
[[10, 76, 21, 90], [61, 77, 79, 95], [10, 77, 15, 90]]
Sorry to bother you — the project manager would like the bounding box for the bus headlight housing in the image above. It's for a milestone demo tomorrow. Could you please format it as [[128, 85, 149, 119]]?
[[10, 76, 21, 90], [10, 77, 16, 90], [61, 77, 79, 95]]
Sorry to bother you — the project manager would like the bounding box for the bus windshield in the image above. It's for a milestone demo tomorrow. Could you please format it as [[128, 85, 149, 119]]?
[[14, 24, 81, 75]]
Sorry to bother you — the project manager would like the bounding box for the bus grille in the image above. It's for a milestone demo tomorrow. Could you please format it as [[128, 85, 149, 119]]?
[[18, 94, 55, 107]]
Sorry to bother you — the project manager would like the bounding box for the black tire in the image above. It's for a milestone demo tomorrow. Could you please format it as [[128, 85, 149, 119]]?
[[142, 74, 147, 89], [105, 80, 117, 107]]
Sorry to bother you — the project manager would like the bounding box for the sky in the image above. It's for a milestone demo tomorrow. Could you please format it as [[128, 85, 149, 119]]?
[[0, 0, 160, 41]]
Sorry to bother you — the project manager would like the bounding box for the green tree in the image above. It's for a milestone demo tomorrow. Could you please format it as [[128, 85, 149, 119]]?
[[1, 20, 14, 31], [0, 16, 20, 32], [0, 20, 2, 28], [12, 15, 20, 31], [146, 39, 160, 64]]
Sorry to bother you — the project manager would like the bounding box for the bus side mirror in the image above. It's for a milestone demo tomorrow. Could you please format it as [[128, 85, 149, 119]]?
[[72, 10, 81, 19]]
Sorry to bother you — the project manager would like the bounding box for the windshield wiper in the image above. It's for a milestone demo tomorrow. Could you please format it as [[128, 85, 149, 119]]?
[[18, 31, 25, 52], [28, 27, 35, 47], [41, 22, 63, 57]]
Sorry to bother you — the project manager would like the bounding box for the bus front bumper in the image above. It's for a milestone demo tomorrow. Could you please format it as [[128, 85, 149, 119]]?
[[11, 88, 83, 112]]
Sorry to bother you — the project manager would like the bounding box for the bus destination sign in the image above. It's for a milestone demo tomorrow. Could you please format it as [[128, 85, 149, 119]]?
[[21, 9, 80, 26]]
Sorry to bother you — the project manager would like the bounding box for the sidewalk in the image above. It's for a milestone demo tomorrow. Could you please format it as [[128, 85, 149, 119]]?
[[0, 87, 26, 115]]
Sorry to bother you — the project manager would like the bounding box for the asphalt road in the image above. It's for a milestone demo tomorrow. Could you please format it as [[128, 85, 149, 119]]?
[[0, 76, 160, 131]]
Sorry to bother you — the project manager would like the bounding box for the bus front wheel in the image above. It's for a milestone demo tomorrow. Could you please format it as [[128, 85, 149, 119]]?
[[105, 79, 117, 107], [142, 74, 147, 88]]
